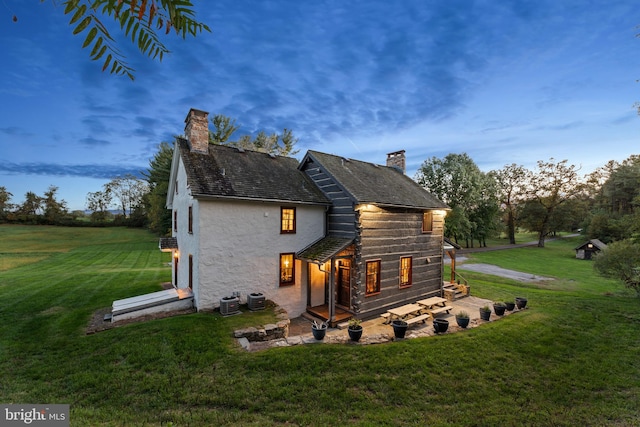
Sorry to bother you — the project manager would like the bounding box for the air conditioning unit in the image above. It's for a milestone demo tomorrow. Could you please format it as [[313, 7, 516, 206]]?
[[247, 292, 266, 311], [219, 296, 240, 316]]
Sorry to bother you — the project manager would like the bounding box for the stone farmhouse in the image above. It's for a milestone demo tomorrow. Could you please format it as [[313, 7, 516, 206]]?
[[159, 108, 449, 325]]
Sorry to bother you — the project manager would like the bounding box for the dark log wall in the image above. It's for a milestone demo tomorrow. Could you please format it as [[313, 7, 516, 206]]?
[[356, 205, 445, 315], [302, 165, 356, 239]]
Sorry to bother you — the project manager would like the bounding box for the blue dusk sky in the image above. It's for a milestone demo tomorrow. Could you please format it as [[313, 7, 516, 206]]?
[[1, 1, 639, 211]]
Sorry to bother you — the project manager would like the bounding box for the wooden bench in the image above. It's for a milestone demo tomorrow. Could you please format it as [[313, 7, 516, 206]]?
[[405, 314, 430, 326], [429, 305, 453, 317], [380, 313, 391, 323]]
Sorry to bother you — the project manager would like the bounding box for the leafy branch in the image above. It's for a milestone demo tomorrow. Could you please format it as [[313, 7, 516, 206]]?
[[51, 0, 211, 80]]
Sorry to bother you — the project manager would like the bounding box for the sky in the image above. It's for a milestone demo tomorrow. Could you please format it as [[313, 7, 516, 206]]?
[[1, 1, 639, 212]]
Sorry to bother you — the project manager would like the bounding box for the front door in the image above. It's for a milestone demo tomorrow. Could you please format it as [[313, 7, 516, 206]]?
[[337, 262, 350, 308]]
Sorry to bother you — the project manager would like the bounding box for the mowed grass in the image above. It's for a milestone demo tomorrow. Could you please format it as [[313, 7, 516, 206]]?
[[1, 225, 639, 426]]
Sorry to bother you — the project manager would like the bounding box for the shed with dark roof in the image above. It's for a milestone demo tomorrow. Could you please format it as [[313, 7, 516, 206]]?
[[575, 239, 607, 260]]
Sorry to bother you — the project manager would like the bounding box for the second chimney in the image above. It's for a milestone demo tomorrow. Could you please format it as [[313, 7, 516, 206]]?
[[184, 108, 209, 153], [386, 150, 406, 174]]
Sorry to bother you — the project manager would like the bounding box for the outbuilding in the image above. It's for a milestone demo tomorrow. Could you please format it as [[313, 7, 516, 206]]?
[[575, 239, 607, 260]]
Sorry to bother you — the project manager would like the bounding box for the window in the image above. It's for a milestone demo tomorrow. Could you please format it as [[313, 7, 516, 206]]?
[[175, 180, 178, 194], [365, 260, 381, 295], [174, 210, 178, 232], [422, 211, 433, 233], [281, 207, 296, 234], [400, 256, 412, 288], [188, 255, 193, 290], [188, 206, 193, 234], [279, 253, 295, 286]]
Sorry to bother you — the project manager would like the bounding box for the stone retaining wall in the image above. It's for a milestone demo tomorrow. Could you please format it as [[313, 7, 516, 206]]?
[[233, 304, 290, 342]]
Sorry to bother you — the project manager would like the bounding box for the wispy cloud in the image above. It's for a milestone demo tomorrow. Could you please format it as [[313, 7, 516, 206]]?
[[0, 162, 145, 179], [0, 126, 34, 138]]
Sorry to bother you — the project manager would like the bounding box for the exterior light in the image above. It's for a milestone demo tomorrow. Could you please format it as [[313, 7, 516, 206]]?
[[173, 251, 180, 259]]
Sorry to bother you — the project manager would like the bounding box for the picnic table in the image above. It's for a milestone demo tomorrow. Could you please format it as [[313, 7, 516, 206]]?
[[416, 296, 447, 309], [384, 303, 430, 326], [416, 296, 452, 319]]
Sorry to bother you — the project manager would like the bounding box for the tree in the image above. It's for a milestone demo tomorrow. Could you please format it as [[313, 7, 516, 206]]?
[[43, 185, 68, 224], [209, 115, 239, 144], [208, 114, 300, 156], [599, 155, 640, 215], [32, 1, 211, 80], [527, 158, 582, 247], [416, 153, 499, 247], [17, 191, 42, 221], [489, 164, 530, 244], [0, 186, 13, 221], [86, 188, 113, 222], [106, 174, 149, 217], [143, 141, 174, 235], [593, 240, 640, 296]]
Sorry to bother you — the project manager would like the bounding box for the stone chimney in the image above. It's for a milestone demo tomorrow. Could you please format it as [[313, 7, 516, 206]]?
[[184, 108, 209, 153], [386, 150, 406, 174]]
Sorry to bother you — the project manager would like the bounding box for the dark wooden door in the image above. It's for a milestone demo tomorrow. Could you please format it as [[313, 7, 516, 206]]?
[[337, 265, 350, 308]]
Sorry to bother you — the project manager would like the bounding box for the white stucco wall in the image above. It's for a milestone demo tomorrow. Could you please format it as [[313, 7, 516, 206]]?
[[195, 199, 326, 317], [171, 159, 201, 304], [170, 155, 327, 315]]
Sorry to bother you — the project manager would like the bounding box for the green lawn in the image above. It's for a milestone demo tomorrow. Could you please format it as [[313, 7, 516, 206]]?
[[1, 225, 639, 426]]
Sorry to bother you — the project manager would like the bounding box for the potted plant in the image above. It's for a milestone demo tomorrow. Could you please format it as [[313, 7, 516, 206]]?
[[311, 320, 327, 340], [515, 297, 528, 309], [479, 305, 491, 321], [504, 300, 516, 311], [433, 318, 449, 333], [455, 310, 470, 328], [493, 302, 507, 316], [391, 319, 408, 339], [347, 318, 363, 342]]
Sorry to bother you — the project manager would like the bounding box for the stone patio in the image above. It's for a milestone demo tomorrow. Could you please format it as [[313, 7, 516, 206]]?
[[237, 296, 528, 352]]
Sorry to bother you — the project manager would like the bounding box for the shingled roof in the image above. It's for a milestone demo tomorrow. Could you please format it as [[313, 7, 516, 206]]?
[[177, 139, 331, 205], [296, 236, 354, 264], [302, 150, 448, 210]]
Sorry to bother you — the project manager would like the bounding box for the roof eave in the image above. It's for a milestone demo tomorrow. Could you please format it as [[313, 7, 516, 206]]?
[[192, 193, 332, 206]]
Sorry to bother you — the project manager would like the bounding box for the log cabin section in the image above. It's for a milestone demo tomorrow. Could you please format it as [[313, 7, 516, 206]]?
[[299, 150, 449, 319]]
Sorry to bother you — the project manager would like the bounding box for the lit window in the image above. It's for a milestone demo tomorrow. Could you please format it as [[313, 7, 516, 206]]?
[[400, 256, 412, 288], [422, 211, 433, 233], [280, 253, 295, 286], [366, 260, 381, 295], [281, 207, 296, 234]]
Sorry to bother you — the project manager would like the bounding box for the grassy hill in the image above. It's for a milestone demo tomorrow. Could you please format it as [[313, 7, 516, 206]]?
[[0, 225, 638, 426]]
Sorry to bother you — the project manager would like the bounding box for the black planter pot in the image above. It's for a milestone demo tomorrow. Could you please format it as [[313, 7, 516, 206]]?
[[504, 302, 516, 311], [515, 297, 528, 309], [348, 326, 363, 342], [311, 325, 327, 340], [493, 304, 506, 316], [455, 316, 470, 328], [479, 308, 491, 321], [433, 318, 449, 333], [391, 320, 408, 339]]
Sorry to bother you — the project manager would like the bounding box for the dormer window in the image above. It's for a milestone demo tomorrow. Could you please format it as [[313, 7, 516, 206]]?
[[281, 207, 296, 234]]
